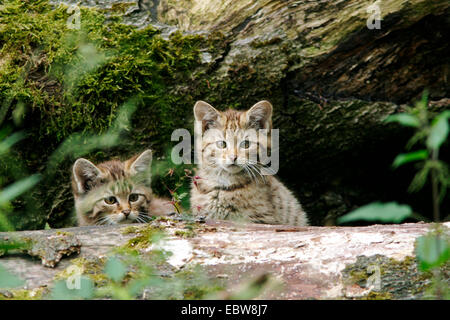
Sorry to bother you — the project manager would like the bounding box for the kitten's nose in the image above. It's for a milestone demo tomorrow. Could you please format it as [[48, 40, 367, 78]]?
[[229, 155, 237, 163], [122, 209, 131, 218]]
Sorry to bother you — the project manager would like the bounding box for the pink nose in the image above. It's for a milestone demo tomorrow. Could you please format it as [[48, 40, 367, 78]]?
[[122, 210, 131, 217], [229, 155, 237, 163]]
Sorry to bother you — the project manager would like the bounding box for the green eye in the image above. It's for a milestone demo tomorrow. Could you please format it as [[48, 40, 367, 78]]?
[[216, 140, 227, 149], [105, 196, 117, 205], [129, 193, 139, 202], [240, 140, 251, 149]]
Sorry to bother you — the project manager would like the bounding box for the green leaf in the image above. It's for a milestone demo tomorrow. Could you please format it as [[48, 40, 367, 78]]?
[[0, 174, 41, 205], [0, 263, 25, 289], [415, 234, 450, 271], [178, 192, 188, 200], [0, 132, 24, 155], [393, 150, 428, 168], [50, 277, 94, 300], [408, 165, 431, 193], [337, 202, 412, 224], [385, 113, 420, 128], [427, 112, 449, 150], [104, 257, 127, 282]]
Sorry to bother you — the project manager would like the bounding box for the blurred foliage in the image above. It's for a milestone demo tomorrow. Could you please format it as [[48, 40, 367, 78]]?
[[0, 0, 206, 229], [339, 91, 449, 299], [0, 264, 24, 289], [1, 223, 270, 300], [387, 91, 449, 217], [416, 231, 449, 272], [0, 129, 41, 231], [337, 202, 412, 224], [415, 228, 450, 299], [339, 92, 449, 225]]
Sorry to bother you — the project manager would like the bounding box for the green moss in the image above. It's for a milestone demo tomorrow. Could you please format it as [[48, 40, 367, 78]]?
[[0, 237, 32, 256], [0, 287, 46, 300], [121, 226, 138, 235], [250, 37, 283, 48], [360, 291, 393, 300], [175, 268, 224, 300], [110, 2, 136, 14], [125, 224, 165, 250], [55, 231, 74, 236], [54, 257, 108, 286], [342, 255, 449, 300], [174, 229, 196, 238]]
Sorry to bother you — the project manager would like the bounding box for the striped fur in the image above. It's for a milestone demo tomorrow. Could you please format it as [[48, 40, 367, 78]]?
[[72, 150, 173, 226], [190, 101, 308, 226]]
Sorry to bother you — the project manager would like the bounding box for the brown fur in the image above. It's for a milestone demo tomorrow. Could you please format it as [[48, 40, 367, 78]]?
[[72, 150, 173, 226], [191, 101, 308, 226]]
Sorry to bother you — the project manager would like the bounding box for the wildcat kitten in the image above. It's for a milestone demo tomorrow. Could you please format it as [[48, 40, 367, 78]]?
[[72, 149, 173, 226], [190, 100, 308, 226]]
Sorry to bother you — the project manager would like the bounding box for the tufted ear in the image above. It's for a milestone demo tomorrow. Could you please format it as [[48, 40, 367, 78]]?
[[129, 149, 153, 175], [194, 101, 221, 132], [246, 100, 273, 129], [73, 158, 102, 194]]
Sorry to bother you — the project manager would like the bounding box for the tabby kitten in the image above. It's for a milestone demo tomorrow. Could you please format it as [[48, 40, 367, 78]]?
[[72, 150, 173, 226], [190, 100, 309, 226]]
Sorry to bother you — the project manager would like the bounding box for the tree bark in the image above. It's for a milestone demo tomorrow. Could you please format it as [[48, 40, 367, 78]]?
[[1, 221, 448, 299]]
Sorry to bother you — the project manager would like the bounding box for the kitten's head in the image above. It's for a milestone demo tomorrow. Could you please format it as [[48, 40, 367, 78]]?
[[72, 150, 154, 225], [194, 100, 272, 178]]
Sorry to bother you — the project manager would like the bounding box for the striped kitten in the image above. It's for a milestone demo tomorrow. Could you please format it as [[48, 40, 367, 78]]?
[[190, 100, 309, 226], [72, 150, 173, 226]]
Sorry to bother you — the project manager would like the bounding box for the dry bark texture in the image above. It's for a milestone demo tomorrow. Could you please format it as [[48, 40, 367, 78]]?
[[1, 221, 448, 299]]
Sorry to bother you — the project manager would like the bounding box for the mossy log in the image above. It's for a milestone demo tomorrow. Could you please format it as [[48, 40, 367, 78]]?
[[1, 220, 448, 299]]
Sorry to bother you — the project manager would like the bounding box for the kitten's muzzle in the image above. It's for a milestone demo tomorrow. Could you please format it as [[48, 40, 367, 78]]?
[[122, 209, 131, 218]]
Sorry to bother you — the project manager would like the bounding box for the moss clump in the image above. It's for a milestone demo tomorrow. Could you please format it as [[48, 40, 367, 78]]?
[[359, 291, 393, 300], [0, 287, 46, 300], [0, 237, 32, 256], [125, 224, 165, 250], [172, 266, 224, 300], [174, 229, 196, 238], [110, 2, 136, 14], [55, 231, 74, 236], [121, 226, 138, 235], [55, 257, 108, 286], [342, 255, 449, 299]]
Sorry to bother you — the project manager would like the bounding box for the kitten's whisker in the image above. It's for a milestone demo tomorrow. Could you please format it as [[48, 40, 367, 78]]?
[[257, 163, 277, 175], [248, 163, 266, 184], [243, 165, 255, 183], [247, 160, 277, 176], [244, 164, 257, 183], [136, 216, 146, 223], [250, 165, 264, 185], [137, 213, 150, 223], [95, 216, 110, 226]]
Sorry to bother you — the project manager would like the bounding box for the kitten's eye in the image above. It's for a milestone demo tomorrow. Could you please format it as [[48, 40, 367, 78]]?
[[104, 196, 117, 205], [240, 140, 251, 149], [129, 193, 139, 202], [216, 140, 227, 149]]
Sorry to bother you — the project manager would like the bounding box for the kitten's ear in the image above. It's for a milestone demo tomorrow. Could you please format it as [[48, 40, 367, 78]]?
[[246, 100, 273, 129], [194, 101, 221, 132], [73, 158, 101, 194], [129, 149, 153, 175]]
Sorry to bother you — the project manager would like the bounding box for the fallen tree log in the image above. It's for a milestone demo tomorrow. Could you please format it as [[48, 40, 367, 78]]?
[[1, 220, 448, 299]]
